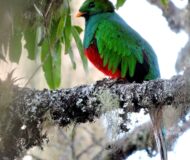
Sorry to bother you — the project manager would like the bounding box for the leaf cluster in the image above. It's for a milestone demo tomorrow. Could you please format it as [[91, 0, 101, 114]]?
[[0, 0, 87, 89]]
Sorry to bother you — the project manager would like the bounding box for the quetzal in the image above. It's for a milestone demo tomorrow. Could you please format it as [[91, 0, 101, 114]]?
[[77, 0, 167, 160]]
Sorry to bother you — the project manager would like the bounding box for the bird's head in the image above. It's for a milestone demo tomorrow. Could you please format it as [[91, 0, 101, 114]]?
[[76, 0, 114, 18]]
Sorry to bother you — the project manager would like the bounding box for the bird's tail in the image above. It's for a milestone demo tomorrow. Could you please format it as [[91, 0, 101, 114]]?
[[149, 107, 168, 160]]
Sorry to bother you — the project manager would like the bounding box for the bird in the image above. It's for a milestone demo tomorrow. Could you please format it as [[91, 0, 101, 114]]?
[[76, 0, 167, 160]]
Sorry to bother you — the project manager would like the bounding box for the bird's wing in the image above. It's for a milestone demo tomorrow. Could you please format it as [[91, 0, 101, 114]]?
[[95, 15, 145, 78]]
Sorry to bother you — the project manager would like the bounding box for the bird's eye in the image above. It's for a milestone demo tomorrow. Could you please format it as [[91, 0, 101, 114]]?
[[88, 2, 95, 8]]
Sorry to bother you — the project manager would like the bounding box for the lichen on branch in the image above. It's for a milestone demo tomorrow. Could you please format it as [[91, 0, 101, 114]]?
[[0, 71, 189, 159]]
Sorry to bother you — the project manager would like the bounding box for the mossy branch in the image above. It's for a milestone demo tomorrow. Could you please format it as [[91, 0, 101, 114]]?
[[0, 70, 189, 159]]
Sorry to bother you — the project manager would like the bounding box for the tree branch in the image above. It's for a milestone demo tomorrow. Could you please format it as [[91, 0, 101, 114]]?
[[103, 115, 190, 160], [104, 122, 155, 160], [0, 72, 189, 159], [147, 0, 190, 72], [147, 0, 190, 33]]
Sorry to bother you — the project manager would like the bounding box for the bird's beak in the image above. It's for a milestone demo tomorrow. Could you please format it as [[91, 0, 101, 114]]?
[[76, 11, 86, 17]]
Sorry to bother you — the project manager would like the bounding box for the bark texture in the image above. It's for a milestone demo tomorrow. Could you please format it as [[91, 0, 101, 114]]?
[[0, 72, 190, 159]]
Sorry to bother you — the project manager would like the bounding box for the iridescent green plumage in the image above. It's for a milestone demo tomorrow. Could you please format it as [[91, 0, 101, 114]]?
[[81, 3, 160, 81]]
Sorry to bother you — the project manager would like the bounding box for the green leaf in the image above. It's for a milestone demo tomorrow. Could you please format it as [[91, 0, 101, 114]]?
[[73, 25, 83, 34], [41, 39, 61, 89], [63, 5, 72, 54], [161, 0, 168, 6], [50, 19, 59, 44], [71, 26, 88, 72], [56, 17, 65, 38], [24, 27, 37, 60], [116, 0, 126, 9], [68, 47, 76, 69], [9, 28, 22, 63]]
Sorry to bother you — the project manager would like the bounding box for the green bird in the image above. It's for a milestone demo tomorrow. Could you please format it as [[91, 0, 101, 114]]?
[[77, 0, 167, 160]]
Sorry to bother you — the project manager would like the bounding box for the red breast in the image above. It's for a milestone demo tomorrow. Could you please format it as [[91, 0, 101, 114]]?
[[85, 44, 121, 78]]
